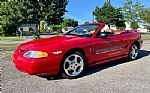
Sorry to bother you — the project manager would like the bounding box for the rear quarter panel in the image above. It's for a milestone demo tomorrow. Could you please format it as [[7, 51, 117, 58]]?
[[119, 30, 142, 54]]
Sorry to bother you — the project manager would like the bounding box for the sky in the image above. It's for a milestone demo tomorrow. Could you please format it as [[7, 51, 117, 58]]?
[[64, 0, 150, 24]]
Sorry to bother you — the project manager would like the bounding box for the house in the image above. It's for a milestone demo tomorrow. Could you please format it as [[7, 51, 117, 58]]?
[[137, 23, 150, 33], [18, 24, 37, 32]]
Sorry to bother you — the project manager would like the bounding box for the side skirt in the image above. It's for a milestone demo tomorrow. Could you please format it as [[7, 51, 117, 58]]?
[[89, 54, 128, 66]]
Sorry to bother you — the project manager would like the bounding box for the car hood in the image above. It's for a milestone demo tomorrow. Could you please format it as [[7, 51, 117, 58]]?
[[19, 35, 80, 50]]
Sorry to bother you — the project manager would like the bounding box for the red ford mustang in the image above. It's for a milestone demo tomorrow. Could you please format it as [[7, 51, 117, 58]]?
[[13, 22, 143, 79]]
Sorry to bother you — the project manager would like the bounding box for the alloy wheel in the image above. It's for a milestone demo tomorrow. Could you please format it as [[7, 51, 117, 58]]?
[[63, 54, 84, 77], [129, 44, 139, 60]]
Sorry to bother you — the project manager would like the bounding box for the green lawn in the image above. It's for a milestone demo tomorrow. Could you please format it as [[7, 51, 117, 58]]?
[[0, 43, 20, 46], [0, 36, 26, 41]]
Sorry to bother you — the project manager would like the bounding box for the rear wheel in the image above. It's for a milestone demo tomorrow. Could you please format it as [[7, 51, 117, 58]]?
[[61, 51, 86, 79], [128, 44, 139, 60]]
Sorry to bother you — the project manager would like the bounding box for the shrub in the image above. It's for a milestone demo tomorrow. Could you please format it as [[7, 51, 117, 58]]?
[[0, 26, 4, 36], [52, 25, 62, 31], [147, 26, 150, 31], [63, 27, 68, 31], [115, 21, 126, 30], [131, 22, 138, 30], [2, 24, 17, 36], [116, 27, 126, 30]]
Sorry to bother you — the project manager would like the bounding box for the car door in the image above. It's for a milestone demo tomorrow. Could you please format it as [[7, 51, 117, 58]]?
[[92, 31, 127, 62], [105, 34, 127, 57]]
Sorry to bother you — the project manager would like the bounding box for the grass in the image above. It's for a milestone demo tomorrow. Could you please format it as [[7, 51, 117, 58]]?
[[0, 36, 26, 41], [0, 43, 20, 46]]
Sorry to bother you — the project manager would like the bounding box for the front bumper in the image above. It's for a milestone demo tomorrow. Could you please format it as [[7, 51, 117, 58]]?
[[13, 50, 62, 75]]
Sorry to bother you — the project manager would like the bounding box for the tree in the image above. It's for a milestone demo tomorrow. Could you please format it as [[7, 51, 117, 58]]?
[[140, 7, 150, 30], [93, 1, 121, 26], [130, 21, 138, 29], [140, 8, 150, 23], [0, 1, 20, 35], [0, 0, 68, 36], [0, 1, 4, 35], [26, 0, 68, 25], [62, 18, 78, 27], [122, 0, 144, 23]]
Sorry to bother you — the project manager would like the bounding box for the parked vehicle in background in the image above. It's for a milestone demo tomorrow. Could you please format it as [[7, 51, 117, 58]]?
[[13, 22, 143, 79]]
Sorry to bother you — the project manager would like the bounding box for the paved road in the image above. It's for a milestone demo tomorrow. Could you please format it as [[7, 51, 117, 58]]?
[[1, 41, 150, 93]]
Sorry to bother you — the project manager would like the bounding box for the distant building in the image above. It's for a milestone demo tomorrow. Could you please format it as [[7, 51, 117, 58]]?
[[104, 22, 150, 32], [125, 22, 132, 30], [104, 25, 117, 30], [137, 23, 150, 32], [18, 24, 36, 32]]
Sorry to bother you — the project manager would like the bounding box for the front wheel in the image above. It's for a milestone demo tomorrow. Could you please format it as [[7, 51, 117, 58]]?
[[128, 44, 139, 60], [61, 51, 86, 79]]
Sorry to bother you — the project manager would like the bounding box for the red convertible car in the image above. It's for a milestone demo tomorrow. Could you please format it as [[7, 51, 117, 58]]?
[[13, 22, 143, 79]]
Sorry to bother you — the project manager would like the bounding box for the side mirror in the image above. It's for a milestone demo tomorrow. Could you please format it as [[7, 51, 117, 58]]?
[[96, 32, 108, 38]]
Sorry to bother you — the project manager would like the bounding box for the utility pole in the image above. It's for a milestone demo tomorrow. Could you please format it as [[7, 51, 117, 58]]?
[[93, 14, 95, 22]]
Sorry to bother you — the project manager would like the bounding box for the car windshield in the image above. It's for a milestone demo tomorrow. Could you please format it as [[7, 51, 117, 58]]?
[[65, 24, 100, 37]]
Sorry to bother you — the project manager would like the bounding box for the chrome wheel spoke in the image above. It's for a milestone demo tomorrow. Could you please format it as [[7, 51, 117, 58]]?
[[72, 68, 79, 76], [65, 59, 72, 65], [73, 55, 78, 63], [63, 54, 84, 77], [130, 45, 138, 59], [76, 62, 83, 68], [132, 46, 135, 50]]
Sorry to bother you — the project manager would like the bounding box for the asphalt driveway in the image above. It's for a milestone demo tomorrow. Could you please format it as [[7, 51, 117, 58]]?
[[1, 40, 150, 93]]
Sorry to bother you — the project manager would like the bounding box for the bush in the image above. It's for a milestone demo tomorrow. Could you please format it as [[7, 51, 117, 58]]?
[[131, 22, 138, 30], [147, 26, 150, 31], [3, 24, 17, 36], [63, 18, 78, 27], [115, 21, 126, 30], [63, 27, 68, 31], [52, 25, 62, 31], [0, 26, 4, 36], [22, 31, 32, 35], [116, 27, 126, 30]]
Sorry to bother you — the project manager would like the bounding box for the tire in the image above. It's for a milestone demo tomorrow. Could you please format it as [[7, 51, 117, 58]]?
[[128, 44, 139, 60], [61, 51, 86, 79]]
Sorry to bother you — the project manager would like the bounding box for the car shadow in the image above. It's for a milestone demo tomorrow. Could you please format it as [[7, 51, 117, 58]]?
[[37, 50, 150, 80], [83, 50, 150, 77], [138, 50, 150, 59]]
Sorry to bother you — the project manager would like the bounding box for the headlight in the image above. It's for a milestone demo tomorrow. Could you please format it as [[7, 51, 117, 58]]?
[[23, 50, 48, 58]]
